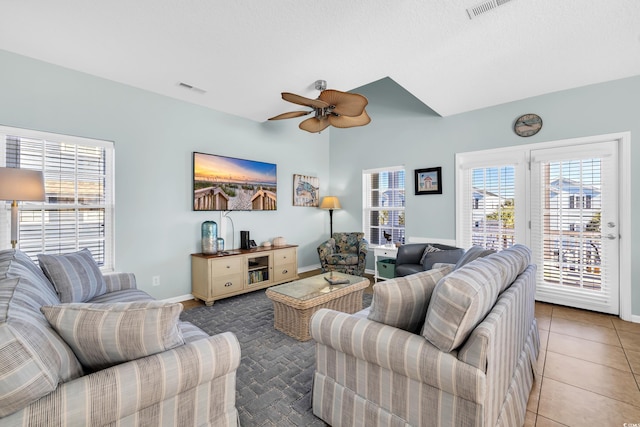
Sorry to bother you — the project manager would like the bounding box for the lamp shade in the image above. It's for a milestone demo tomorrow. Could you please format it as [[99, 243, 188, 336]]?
[[0, 168, 46, 201], [320, 196, 341, 210]]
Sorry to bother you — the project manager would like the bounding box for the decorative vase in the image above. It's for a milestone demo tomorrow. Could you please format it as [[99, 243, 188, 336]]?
[[217, 237, 225, 252], [201, 221, 218, 254]]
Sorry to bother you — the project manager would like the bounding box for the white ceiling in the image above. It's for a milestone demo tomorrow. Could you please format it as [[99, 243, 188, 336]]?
[[2, 0, 640, 122]]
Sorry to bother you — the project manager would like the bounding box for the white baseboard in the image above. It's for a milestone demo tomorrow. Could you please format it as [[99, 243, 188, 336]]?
[[164, 294, 195, 303], [299, 263, 321, 273], [630, 314, 640, 324]]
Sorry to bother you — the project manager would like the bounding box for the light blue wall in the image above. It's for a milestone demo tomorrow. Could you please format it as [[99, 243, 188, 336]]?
[[0, 50, 331, 299], [330, 76, 640, 316], [2, 49, 638, 315]]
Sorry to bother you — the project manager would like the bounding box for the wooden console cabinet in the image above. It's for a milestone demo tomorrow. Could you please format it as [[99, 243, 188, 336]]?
[[191, 245, 298, 306]]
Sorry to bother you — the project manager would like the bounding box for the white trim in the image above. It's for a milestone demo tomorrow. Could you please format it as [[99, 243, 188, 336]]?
[[362, 165, 404, 174], [456, 131, 632, 320], [618, 132, 632, 321], [298, 264, 320, 273], [164, 294, 195, 303], [0, 125, 114, 149]]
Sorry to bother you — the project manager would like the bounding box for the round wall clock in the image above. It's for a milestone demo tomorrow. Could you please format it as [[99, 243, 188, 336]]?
[[514, 114, 542, 137]]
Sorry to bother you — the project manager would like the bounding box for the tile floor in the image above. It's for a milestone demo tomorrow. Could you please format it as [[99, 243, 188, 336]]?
[[527, 302, 640, 426], [182, 273, 640, 426]]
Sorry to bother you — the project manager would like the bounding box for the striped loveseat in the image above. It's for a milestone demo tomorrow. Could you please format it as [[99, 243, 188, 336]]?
[[310, 244, 539, 427], [0, 249, 240, 426]]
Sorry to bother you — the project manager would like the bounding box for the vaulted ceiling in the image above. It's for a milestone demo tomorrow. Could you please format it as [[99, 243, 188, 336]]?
[[2, 1, 639, 123]]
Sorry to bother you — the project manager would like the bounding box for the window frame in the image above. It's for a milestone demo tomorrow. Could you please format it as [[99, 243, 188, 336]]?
[[362, 165, 405, 246], [0, 125, 115, 271]]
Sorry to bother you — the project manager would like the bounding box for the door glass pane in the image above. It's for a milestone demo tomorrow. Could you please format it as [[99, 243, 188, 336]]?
[[471, 166, 515, 251], [541, 159, 602, 290]]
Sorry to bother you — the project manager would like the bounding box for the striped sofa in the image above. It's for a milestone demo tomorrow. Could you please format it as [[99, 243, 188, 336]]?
[[0, 249, 240, 426], [310, 244, 539, 427]]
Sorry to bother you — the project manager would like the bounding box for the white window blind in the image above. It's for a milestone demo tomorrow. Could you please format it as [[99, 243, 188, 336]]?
[[362, 166, 405, 245], [0, 126, 114, 270], [530, 141, 618, 311], [456, 149, 526, 251]]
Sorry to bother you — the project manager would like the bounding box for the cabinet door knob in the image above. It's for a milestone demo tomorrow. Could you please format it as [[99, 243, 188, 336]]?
[[282, 269, 288, 274], [224, 282, 233, 287]]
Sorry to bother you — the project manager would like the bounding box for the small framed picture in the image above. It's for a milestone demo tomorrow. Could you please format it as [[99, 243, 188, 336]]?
[[414, 167, 442, 195], [293, 174, 319, 207]]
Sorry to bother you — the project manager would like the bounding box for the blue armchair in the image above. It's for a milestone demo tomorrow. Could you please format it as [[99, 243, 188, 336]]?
[[317, 232, 368, 276]]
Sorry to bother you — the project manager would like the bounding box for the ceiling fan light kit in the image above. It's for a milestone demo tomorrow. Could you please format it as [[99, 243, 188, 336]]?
[[268, 80, 370, 133]]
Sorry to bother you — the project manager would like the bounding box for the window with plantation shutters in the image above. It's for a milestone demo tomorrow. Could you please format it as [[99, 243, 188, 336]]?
[[456, 133, 628, 317], [362, 166, 405, 246], [0, 126, 114, 270], [456, 149, 526, 252]]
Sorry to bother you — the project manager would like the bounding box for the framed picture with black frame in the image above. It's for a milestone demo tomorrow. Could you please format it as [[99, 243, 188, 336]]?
[[414, 167, 442, 195]]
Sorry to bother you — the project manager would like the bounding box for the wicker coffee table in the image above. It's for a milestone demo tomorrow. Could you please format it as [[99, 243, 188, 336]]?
[[265, 272, 370, 341]]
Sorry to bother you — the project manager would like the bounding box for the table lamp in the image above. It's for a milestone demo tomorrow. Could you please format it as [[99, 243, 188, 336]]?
[[0, 167, 46, 248], [320, 196, 341, 236]]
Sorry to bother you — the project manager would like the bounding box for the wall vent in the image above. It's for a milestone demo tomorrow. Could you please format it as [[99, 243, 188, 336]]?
[[467, 0, 514, 19], [178, 82, 207, 94]]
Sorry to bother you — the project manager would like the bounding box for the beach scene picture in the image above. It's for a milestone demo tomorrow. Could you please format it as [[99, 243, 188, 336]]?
[[193, 152, 277, 211]]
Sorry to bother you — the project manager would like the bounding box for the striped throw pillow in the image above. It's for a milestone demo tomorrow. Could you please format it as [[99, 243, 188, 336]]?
[[367, 266, 452, 333], [38, 249, 107, 303], [41, 301, 185, 371], [422, 257, 503, 352]]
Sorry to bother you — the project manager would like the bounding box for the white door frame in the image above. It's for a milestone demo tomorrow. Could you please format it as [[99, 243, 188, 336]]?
[[455, 131, 632, 321]]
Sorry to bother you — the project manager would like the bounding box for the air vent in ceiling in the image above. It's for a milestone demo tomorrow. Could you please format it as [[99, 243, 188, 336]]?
[[467, 0, 514, 19], [178, 82, 207, 94]]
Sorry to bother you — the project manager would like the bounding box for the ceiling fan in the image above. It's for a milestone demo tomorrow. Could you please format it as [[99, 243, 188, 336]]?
[[268, 80, 371, 133]]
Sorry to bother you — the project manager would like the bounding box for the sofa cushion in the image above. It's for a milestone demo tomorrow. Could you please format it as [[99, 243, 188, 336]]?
[[38, 249, 107, 303], [325, 253, 359, 266], [422, 256, 503, 352], [418, 244, 442, 265], [421, 248, 465, 270], [334, 232, 364, 254], [41, 301, 185, 371], [368, 266, 452, 333], [0, 249, 83, 417], [454, 246, 495, 270], [421, 245, 532, 352]]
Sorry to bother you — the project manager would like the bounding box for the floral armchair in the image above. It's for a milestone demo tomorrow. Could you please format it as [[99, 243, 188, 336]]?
[[317, 232, 369, 276]]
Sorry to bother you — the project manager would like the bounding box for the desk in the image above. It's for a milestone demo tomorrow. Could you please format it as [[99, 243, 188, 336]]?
[[373, 245, 398, 283]]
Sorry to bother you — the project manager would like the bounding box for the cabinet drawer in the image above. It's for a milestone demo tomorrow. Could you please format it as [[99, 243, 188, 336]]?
[[376, 248, 397, 258], [210, 257, 244, 274], [273, 248, 296, 265], [273, 262, 297, 282], [212, 273, 244, 296]]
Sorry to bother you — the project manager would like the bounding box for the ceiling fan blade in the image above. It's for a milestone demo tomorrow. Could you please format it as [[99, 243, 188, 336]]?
[[268, 111, 311, 120], [318, 89, 368, 117], [282, 92, 329, 109], [328, 110, 371, 128], [299, 117, 331, 133]]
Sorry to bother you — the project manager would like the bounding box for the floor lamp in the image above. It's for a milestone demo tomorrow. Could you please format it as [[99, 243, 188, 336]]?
[[320, 196, 341, 236], [0, 168, 46, 249]]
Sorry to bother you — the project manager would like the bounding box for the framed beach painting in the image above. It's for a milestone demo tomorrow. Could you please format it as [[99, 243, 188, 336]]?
[[414, 167, 442, 195]]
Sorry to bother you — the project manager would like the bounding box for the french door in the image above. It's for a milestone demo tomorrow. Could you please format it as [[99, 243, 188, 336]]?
[[531, 141, 619, 314], [457, 135, 624, 315]]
